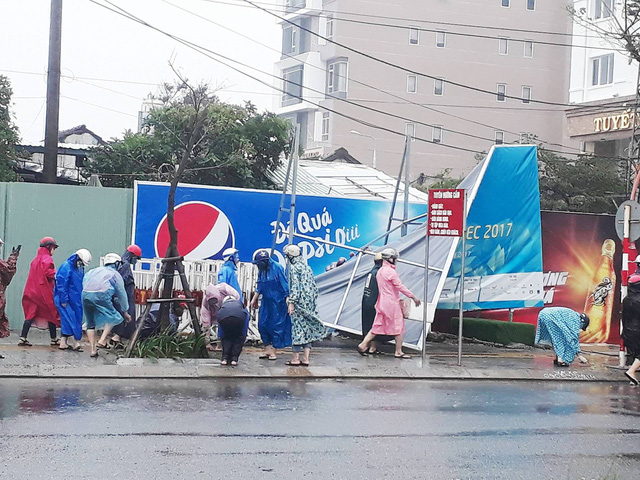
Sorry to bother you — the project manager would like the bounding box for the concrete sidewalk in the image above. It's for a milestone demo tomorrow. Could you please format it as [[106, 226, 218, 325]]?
[[0, 330, 632, 382]]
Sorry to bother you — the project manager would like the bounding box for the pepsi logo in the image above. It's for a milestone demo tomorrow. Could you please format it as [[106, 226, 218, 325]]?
[[154, 201, 235, 260]]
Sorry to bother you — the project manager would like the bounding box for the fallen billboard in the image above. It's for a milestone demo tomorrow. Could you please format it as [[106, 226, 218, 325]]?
[[132, 182, 428, 275]]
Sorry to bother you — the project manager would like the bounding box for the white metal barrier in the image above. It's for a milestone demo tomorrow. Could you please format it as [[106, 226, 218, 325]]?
[[101, 257, 261, 341]]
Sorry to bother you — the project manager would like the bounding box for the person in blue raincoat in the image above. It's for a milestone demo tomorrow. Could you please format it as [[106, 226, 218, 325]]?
[[55, 249, 92, 351], [218, 248, 243, 303], [82, 253, 131, 358], [535, 307, 590, 367], [110, 244, 142, 348], [249, 249, 291, 360]]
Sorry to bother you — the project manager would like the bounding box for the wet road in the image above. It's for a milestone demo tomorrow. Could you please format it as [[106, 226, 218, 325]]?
[[0, 380, 639, 479]]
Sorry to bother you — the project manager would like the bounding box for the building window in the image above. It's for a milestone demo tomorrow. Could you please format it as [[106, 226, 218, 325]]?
[[498, 37, 508, 55], [524, 41, 534, 58], [526, 0, 535, 10], [283, 26, 296, 55], [501, 0, 510, 6], [284, 0, 305, 13], [497, 83, 506, 102], [592, 54, 614, 86], [327, 59, 348, 95], [409, 27, 419, 45], [407, 75, 417, 93], [436, 31, 446, 48], [434, 78, 444, 96], [495, 131, 504, 144], [595, 0, 614, 19], [522, 86, 532, 104], [326, 17, 334, 39], [321, 112, 330, 141], [519, 132, 530, 144], [406, 123, 416, 142], [282, 65, 303, 106], [432, 125, 443, 144]]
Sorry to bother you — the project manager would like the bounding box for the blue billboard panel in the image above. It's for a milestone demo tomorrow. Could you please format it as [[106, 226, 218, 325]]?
[[133, 182, 428, 275], [439, 146, 544, 310]]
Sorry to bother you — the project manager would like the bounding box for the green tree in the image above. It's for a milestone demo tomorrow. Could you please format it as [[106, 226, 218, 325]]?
[[85, 82, 290, 189], [0, 75, 19, 182], [538, 148, 627, 214]]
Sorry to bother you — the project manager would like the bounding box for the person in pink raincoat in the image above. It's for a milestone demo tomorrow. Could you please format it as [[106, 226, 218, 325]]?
[[357, 248, 420, 359], [19, 237, 60, 346], [200, 282, 240, 352]]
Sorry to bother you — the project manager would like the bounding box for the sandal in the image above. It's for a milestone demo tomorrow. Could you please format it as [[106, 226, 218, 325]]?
[[50, 338, 60, 346], [18, 338, 32, 347], [258, 354, 271, 359], [221, 360, 228, 366], [394, 353, 412, 359], [72, 346, 84, 352], [300, 361, 309, 367], [58, 345, 73, 351], [625, 371, 639, 386], [96, 342, 109, 349], [110, 341, 125, 350], [357, 346, 369, 356], [285, 360, 301, 366], [368, 349, 383, 355], [90, 351, 99, 358]]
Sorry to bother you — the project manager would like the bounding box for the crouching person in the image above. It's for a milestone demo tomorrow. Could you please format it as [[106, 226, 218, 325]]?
[[82, 253, 131, 357], [535, 307, 590, 367], [217, 295, 250, 366]]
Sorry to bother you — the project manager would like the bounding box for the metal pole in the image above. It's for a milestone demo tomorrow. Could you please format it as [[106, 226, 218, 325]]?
[[621, 204, 631, 367], [270, 141, 294, 255], [384, 136, 409, 245], [288, 124, 300, 246], [372, 138, 377, 169], [333, 251, 364, 325], [457, 191, 467, 367], [422, 227, 430, 364], [43, 0, 63, 184], [401, 137, 411, 237]]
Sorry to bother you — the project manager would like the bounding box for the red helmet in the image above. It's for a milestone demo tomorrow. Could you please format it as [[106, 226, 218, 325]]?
[[127, 244, 142, 257], [39, 237, 58, 248]]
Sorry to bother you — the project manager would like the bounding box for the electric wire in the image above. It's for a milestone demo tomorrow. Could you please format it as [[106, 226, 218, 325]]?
[[89, 0, 637, 163], [240, 0, 584, 107], [88, 0, 484, 155], [161, 0, 587, 153]]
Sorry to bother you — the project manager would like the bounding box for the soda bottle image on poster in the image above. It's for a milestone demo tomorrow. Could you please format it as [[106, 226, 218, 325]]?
[[580, 239, 616, 343]]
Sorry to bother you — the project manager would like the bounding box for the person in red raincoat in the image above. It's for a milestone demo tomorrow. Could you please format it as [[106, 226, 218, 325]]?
[[0, 238, 21, 349], [19, 237, 60, 346]]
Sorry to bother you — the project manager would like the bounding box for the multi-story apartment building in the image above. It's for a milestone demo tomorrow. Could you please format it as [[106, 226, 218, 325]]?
[[274, 0, 576, 180], [566, 0, 638, 158]]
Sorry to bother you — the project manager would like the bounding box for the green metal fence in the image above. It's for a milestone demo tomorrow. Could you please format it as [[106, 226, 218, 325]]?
[[0, 182, 133, 330]]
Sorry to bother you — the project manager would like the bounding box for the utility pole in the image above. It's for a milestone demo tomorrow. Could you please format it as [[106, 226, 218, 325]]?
[[43, 0, 63, 184]]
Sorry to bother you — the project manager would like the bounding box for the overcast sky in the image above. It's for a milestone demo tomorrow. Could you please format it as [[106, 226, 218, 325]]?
[[0, 0, 281, 144]]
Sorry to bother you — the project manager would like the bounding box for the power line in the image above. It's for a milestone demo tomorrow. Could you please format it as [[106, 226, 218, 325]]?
[[241, 0, 576, 108], [163, 0, 585, 154], [88, 0, 483, 155], [197, 0, 599, 39], [86, 1, 633, 164]]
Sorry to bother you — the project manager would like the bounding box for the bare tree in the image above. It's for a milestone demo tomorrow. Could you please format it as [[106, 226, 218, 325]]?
[[570, 1, 640, 62]]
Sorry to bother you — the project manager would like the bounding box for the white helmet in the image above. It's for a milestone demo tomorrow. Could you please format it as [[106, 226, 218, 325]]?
[[222, 295, 236, 304], [103, 253, 122, 265], [222, 247, 238, 260], [76, 248, 92, 266], [283, 244, 301, 258], [381, 248, 399, 260]]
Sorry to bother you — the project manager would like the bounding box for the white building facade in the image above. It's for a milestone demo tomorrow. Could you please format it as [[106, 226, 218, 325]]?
[[274, 0, 577, 180], [567, 0, 639, 158]]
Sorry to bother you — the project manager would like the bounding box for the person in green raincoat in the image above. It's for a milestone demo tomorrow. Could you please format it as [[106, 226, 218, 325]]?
[[283, 244, 326, 367]]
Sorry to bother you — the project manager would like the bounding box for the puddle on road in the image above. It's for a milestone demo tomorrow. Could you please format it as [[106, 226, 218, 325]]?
[[0, 379, 639, 421]]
